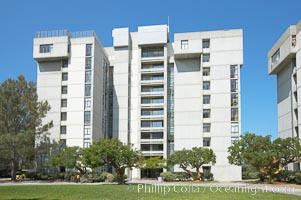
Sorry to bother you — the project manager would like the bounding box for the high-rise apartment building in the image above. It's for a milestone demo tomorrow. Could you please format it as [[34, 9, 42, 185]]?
[[34, 25, 243, 181], [33, 30, 110, 148], [268, 20, 301, 171]]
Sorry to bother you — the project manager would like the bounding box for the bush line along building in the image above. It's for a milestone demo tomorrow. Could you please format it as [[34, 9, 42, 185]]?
[[268, 20, 301, 171], [33, 24, 243, 181]]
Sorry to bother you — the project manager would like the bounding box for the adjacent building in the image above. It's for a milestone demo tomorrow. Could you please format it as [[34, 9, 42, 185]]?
[[268, 20, 301, 171], [34, 24, 243, 181]]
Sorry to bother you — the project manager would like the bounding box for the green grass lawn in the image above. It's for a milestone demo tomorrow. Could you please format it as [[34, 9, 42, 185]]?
[[0, 184, 299, 200]]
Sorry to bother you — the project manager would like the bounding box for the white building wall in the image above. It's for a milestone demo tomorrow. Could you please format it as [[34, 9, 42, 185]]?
[[35, 32, 108, 148], [268, 20, 301, 171]]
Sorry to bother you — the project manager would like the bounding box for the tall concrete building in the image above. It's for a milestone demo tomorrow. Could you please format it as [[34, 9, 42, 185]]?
[[34, 25, 243, 181], [33, 30, 110, 148], [268, 20, 301, 171]]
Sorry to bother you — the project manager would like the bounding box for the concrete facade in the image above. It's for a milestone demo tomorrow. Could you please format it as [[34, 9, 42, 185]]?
[[34, 25, 243, 181], [34, 30, 110, 148], [268, 20, 301, 171]]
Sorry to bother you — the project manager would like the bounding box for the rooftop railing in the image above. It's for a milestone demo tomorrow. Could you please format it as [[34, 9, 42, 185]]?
[[35, 30, 68, 38], [35, 30, 97, 39]]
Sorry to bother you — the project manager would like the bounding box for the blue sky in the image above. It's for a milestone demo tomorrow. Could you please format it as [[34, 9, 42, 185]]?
[[0, 0, 300, 139]]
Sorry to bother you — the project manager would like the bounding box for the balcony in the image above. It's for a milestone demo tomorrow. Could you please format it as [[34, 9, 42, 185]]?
[[141, 86, 164, 97], [141, 75, 164, 85], [141, 46, 164, 61], [141, 109, 164, 120], [173, 39, 202, 59], [141, 144, 164, 155], [268, 26, 297, 74], [33, 30, 69, 62], [141, 97, 164, 108]]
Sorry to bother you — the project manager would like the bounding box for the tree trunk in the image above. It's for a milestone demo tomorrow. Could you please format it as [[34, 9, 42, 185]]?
[[182, 168, 193, 179], [117, 168, 125, 184], [11, 159, 17, 181], [196, 167, 201, 180]]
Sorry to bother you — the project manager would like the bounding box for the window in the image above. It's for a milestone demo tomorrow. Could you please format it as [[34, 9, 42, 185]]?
[[60, 126, 66, 135], [85, 57, 92, 69], [141, 63, 164, 70], [85, 84, 91, 96], [203, 95, 210, 104], [203, 123, 211, 132], [230, 65, 238, 78], [152, 132, 163, 139], [141, 120, 163, 128], [84, 126, 91, 135], [84, 98, 91, 109], [203, 67, 210, 76], [84, 111, 91, 124], [86, 44, 92, 56], [62, 73, 68, 81], [141, 97, 164, 104], [271, 49, 280, 66], [202, 39, 210, 48], [203, 137, 211, 147], [141, 144, 150, 151], [141, 132, 163, 139], [152, 144, 163, 151], [231, 108, 239, 121], [141, 46, 164, 57], [231, 79, 238, 92], [60, 139, 66, 146], [203, 81, 210, 90], [181, 40, 189, 49], [292, 35, 296, 47], [203, 109, 211, 118], [231, 123, 239, 135], [39, 44, 53, 53], [62, 60, 68, 68], [84, 141, 91, 148], [141, 75, 164, 81], [85, 71, 92, 83], [61, 112, 67, 121], [141, 86, 164, 93], [231, 93, 238, 106], [203, 54, 210, 62], [141, 109, 164, 116], [61, 99, 67, 107], [61, 86, 68, 94]]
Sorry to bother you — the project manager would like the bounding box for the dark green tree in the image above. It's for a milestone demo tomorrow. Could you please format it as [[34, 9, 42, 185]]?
[[167, 147, 216, 180], [0, 75, 52, 180], [82, 138, 143, 184], [228, 133, 301, 182], [141, 157, 166, 170], [50, 146, 86, 174]]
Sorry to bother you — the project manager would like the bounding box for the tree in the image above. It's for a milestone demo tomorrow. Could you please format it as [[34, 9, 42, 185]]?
[[0, 75, 52, 180], [167, 147, 216, 180], [228, 133, 301, 183], [50, 146, 86, 174], [82, 138, 143, 184], [142, 157, 166, 170]]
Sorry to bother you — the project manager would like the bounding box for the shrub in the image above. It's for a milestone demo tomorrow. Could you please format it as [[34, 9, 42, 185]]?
[[295, 172, 301, 184], [106, 173, 114, 183], [113, 173, 128, 182], [160, 172, 177, 182], [174, 172, 191, 181], [277, 171, 296, 183], [242, 171, 259, 180], [79, 172, 106, 183]]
